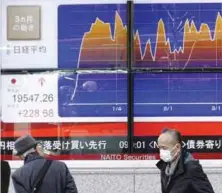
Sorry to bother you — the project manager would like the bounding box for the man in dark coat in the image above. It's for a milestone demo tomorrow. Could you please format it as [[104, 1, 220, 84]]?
[[12, 135, 78, 193], [156, 128, 215, 193], [1, 160, 11, 193]]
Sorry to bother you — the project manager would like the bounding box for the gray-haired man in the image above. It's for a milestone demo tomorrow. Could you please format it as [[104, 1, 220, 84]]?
[[156, 128, 215, 193], [12, 135, 78, 193]]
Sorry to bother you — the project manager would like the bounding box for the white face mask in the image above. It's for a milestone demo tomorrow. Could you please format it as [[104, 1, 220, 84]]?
[[159, 145, 177, 162], [160, 149, 174, 162]]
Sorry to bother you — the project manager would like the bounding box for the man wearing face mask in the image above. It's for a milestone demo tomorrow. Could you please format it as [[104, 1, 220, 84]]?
[[156, 128, 215, 193]]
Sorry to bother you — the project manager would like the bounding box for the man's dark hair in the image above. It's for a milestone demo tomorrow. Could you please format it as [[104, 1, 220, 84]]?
[[161, 128, 183, 145]]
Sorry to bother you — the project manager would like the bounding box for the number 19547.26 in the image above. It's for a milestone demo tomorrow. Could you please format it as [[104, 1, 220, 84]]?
[[12, 94, 54, 103]]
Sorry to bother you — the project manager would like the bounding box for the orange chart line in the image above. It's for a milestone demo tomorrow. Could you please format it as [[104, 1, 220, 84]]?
[[80, 11, 222, 66]]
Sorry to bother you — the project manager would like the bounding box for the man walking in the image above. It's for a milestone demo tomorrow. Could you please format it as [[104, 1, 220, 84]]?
[[156, 128, 215, 193], [12, 135, 78, 193]]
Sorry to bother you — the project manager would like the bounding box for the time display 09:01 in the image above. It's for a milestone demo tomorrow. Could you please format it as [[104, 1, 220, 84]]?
[[12, 94, 54, 103]]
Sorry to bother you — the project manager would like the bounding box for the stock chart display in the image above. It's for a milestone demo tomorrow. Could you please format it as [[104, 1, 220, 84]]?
[[58, 4, 127, 69], [57, 3, 222, 70], [134, 73, 222, 117], [1, 1, 222, 160], [2, 2, 222, 70], [134, 3, 222, 69], [59, 72, 222, 118], [58, 73, 127, 117]]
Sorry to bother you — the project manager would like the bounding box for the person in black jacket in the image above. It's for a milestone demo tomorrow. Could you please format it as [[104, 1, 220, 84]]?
[[1, 160, 11, 193], [12, 135, 78, 193], [156, 128, 215, 193]]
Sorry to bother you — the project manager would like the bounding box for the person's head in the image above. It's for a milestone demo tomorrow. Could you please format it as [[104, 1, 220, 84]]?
[[157, 128, 183, 163], [13, 135, 38, 159]]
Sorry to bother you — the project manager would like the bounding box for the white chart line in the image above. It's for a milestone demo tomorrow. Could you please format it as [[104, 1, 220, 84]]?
[[70, 12, 127, 101], [67, 102, 222, 106], [68, 103, 127, 106]]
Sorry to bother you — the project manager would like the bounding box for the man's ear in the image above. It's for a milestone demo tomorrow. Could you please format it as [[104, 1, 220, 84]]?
[[177, 143, 182, 150]]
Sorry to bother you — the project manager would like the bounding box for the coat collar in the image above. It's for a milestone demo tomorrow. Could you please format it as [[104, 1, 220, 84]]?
[[24, 152, 43, 164], [156, 150, 187, 178]]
